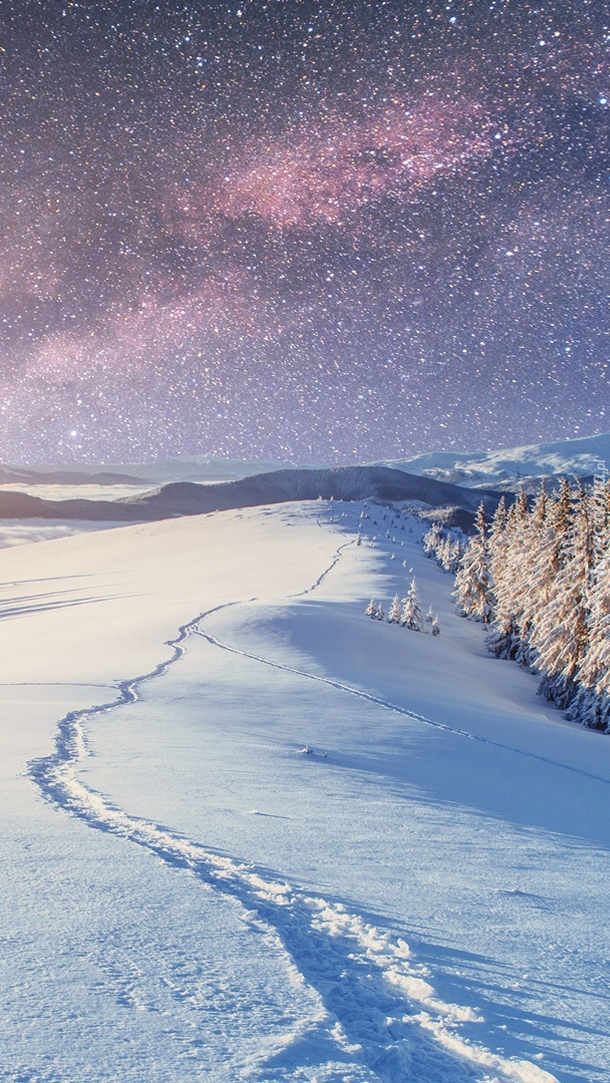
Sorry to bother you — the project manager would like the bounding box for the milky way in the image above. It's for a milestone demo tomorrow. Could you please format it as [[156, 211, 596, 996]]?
[[1, 0, 610, 464]]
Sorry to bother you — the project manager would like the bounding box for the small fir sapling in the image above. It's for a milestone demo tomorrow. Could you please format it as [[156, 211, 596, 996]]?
[[424, 605, 440, 635], [388, 595, 403, 623]]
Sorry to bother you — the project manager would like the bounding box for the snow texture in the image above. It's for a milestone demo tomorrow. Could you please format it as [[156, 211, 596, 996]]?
[[371, 430, 610, 488], [1, 500, 608, 1081]]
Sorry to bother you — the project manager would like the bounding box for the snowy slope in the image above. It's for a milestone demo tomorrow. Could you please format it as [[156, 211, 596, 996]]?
[[0, 466, 500, 528], [370, 431, 610, 488], [1, 503, 608, 1081]]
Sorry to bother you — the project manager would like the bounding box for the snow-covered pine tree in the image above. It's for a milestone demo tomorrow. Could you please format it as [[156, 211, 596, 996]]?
[[376, 603, 385, 621], [567, 569, 610, 729], [486, 498, 519, 657], [431, 616, 440, 637], [530, 484, 593, 709], [567, 478, 610, 729], [589, 471, 610, 570], [486, 486, 546, 662], [436, 535, 451, 570], [511, 484, 550, 667], [423, 525, 443, 559], [520, 479, 573, 663], [448, 537, 467, 574], [388, 595, 402, 623], [365, 598, 377, 618], [401, 578, 423, 631], [453, 502, 494, 622]]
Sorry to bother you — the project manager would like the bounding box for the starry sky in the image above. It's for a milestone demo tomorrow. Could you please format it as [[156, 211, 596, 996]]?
[[1, 0, 610, 464]]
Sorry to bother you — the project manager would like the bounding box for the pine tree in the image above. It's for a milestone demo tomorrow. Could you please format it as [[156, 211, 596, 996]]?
[[423, 525, 442, 559], [365, 598, 377, 618], [589, 472, 610, 569], [431, 616, 440, 637], [376, 603, 385, 621], [401, 578, 423, 631], [567, 554, 610, 729], [486, 500, 519, 657], [530, 485, 593, 709], [512, 484, 550, 667], [448, 537, 466, 574], [388, 595, 402, 623], [567, 479, 610, 729], [514, 478, 573, 664], [453, 502, 494, 622]]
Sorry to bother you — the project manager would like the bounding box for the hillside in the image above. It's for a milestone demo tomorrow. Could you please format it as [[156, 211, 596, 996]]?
[[0, 465, 506, 527], [369, 431, 610, 490], [1, 500, 607, 1081]]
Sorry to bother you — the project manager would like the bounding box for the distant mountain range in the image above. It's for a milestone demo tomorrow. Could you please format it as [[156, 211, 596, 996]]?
[[0, 454, 292, 487], [2, 432, 609, 492], [369, 431, 610, 492], [0, 466, 506, 531], [0, 432, 607, 526]]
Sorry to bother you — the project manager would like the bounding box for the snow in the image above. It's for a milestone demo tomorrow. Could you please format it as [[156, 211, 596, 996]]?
[[371, 431, 610, 486], [1, 500, 608, 1081]]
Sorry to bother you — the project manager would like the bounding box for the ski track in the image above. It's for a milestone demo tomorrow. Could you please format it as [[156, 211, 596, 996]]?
[[26, 536, 558, 1083]]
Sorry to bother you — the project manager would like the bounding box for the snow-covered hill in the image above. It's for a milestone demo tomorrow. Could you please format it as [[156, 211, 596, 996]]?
[[1, 499, 608, 1081], [6, 429, 610, 495], [0, 466, 504, 534], [369, 431, 610, 489]]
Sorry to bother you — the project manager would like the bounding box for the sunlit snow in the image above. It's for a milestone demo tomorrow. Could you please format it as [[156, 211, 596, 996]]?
[[1, 500, 607, 1081]]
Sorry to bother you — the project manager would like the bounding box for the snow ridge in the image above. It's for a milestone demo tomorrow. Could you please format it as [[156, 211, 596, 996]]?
[[27, 545, 558, 1083]]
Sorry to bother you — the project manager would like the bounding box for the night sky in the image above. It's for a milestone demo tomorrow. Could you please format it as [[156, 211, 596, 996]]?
[[1, 0, 610, 464]]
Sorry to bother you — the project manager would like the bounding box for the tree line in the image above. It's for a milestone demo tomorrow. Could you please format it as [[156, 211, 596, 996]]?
[[426, 478, 610, 732]]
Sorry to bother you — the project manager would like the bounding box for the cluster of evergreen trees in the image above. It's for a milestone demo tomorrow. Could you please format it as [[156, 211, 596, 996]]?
[[422, 525, 467, 574], [366, 578, 440, 635], [451, 479, 610, 732]]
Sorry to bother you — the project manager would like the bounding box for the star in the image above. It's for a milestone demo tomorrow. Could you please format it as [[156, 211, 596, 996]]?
[[0, 0, 608, 464]]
